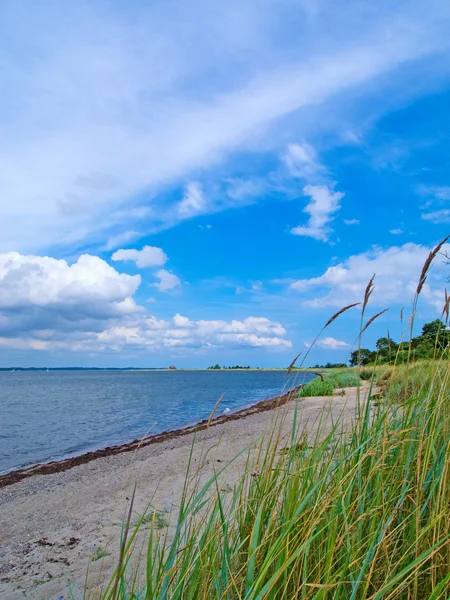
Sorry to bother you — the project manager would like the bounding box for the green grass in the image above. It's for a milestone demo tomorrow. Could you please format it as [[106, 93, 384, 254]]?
[[297, 376, 334, 397], [91, 546, 111, 562], [90, 359, 450, 599], [298, 369, 361, 397], [88, 235, 450, 599]]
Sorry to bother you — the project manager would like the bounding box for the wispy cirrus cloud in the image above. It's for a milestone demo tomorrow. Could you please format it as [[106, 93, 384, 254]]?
[[177, 182, 206, 218], [284, 142, 324, 180], [419, 185, 450, 223], [1, 1, 450, 252], [422, 209, 450, 224]]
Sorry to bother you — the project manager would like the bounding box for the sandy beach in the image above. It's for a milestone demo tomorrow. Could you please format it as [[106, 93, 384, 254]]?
[[0, 387, 368, 599]]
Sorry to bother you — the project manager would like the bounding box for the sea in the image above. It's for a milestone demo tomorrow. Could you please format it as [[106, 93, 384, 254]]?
[[0, 369, 315, 474]]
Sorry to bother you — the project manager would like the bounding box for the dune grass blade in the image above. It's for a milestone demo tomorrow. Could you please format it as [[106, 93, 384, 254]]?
[[95, 358, 450, 600], [360, 308, 389, 335], [286, 352, 302, 376], [323, 303, 361, 329]]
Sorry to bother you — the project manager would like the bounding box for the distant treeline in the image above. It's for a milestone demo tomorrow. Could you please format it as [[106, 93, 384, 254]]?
[[350, 319, 450, 366], [312, 362, 347, 369], [207, 365, 253, 370]]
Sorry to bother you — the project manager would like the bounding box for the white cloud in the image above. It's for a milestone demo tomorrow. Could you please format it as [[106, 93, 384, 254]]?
[[226, 179, 265, 201], [0, 314, 292, 353], [153, 269, 182, 291], [112, 245, 168, 268], [344, 218, 360, 225], [390, 228, 404, 234], [1, 1, 449, 251], [0, 252, 140, 312], [105, 230, 140, 251], [422, 209, 450, 224], [284, 142, 323, 180], [420, 186, 450, 223], [316, 337, 350, 350], [291, 184, 344, 241], [289, 242, 448, 310], [419, 185, 450, 201], [0, 252, 142, 341], [0, 251, 291, 353], [91, 315, 291, 352], [177, 182, 206, 217]]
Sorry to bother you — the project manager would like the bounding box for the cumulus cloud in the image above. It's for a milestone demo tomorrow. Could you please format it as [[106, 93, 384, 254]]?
[[0, 252, 140, 313], [389, 228, 404, 234], [112, 245, 168, 267], [0, 314, 292, 353], [291, 184, 344, 241], [93, 315, 291, 351], [316, 337, 350, 350], [344, 218, 360, 225], [0, 252, 291, 353], [153, 269, 182, 292], [289, 242, 448, 310], [0, 252, 142, 342]]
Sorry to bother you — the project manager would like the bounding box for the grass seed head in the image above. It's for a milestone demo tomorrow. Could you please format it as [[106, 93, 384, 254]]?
[[324, 303, 361, 329], [286, 352, 302, 376], [361, 308, 389, 335], [416, 235, 449, 296], [362, 274, 376, 317]]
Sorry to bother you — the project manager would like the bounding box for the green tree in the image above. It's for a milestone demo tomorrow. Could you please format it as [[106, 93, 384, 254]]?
[[349, 349, 376, 367], [375, 336, 398, 363], [412, 319, 449, 357], [421, 319, 446, 339]]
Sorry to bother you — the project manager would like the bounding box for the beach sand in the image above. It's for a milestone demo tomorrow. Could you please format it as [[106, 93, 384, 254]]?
[[0, 387, 369, 599]]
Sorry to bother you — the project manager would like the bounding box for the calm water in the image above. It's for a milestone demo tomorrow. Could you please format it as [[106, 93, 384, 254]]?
[[0, 370, 314, 473]]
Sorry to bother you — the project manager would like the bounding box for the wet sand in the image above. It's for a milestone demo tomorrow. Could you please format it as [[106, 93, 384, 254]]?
[[0, 386, 368, 599]]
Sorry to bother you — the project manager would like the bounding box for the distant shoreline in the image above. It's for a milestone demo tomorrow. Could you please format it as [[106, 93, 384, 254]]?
[[0, 384, 303, 488], [0, 367, 321, 372]]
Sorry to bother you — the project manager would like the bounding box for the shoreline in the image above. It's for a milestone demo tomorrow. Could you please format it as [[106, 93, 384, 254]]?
[[0, 387, 363, 599], [0, 384, 301, 488]]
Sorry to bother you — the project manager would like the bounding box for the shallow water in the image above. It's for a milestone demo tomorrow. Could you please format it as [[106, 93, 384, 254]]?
[[0, 369, 314, 473]]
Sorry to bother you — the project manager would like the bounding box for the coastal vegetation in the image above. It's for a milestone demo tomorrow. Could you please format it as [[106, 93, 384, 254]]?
[[207, 365, 253, 370], [297, 369, 361, 397], [97, 359, 450, 599], [311, 362, 347, 369], [350, 318, 450, 366], [95, 237, 450, 599]]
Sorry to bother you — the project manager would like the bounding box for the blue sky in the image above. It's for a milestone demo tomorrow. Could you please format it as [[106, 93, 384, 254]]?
[[1, 0, 450, 367]]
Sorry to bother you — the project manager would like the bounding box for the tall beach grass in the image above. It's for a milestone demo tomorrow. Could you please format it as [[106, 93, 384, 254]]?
[[89, 237, 450, 599]]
